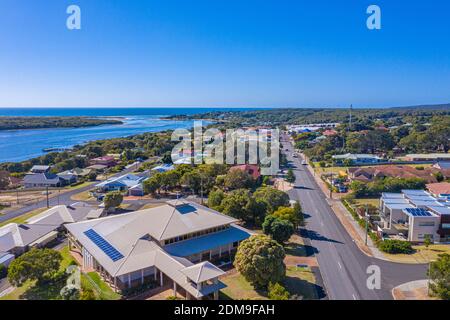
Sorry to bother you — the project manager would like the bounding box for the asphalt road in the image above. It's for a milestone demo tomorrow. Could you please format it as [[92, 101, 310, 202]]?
[[282, 134, 428, 300]]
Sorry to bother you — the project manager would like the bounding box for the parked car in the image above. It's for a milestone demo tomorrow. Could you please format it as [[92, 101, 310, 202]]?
[[301, 160, 307, 165]]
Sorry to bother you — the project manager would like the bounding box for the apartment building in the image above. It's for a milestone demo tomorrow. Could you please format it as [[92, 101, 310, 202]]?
[[379, 190, 450, 242]]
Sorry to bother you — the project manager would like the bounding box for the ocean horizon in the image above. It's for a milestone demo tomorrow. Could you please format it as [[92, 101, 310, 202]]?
[[0, 107, 226, 163]]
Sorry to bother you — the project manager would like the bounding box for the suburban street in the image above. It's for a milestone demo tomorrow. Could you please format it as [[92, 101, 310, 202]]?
[[282, 134, 428, 300]]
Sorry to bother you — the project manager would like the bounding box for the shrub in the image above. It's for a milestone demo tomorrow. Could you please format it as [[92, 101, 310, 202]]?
[[378, 239, 413, 254], [80, 288, 97, 300], [268, 282, 290, 300], [428, 254, 450, 300]]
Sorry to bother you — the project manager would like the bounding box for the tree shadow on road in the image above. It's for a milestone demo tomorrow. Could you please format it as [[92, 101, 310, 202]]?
[[300, 229, 342, 244], [293, 186, 315, 190]]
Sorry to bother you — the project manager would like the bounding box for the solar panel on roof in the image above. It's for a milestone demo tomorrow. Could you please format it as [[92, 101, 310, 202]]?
[[84, 229, 124, 261], [405, 207, 432, 217]]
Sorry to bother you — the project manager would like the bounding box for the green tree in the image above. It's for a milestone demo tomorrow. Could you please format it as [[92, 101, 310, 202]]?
[[434, 172, 444, 183], [272, 206, 301, 229], [268, 282, 290, 300], [262, 215, 294, 244], [159, 171, 180, 191], [234, 235, 286, 289], [253, 187, 290, 214], [207, 189, 225, 210], [7, 248, 62, 286], [424, 235, 432, 248], [292, 201, 304, 227], [220, 189, 253, 221], [104, 191, 123, 211], [224, 169, 253, 190], [286, 169, 295, 183], [428, 253, 450, 300], [180, 171, 201, 194], [85, 171, 96, 182], [143, 175, 161, 194]]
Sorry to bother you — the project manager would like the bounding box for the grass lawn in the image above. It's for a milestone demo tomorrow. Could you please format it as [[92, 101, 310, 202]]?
[[220, 266, 318, 300], [284, 234, 308, 257], [383, 244, 450, 264], [71, 190, 95, 201], [353, 198, 380, 207], [81, 272, 121, 300], [66, 181, 94, 191], [220, 272, 268, 300], [0, 246, 76, 300], [1, 246, 121, 300], [0, 207, 48, 227]]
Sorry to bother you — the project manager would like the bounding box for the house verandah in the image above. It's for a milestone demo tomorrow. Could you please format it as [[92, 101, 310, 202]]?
[[67, 236, 231, 300]]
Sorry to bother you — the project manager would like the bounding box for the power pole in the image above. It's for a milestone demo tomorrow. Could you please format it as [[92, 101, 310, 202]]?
[[365, 204, 369, 245], [46, 186, 49, 208], [16, 189, 19, 205], [329, 172, 333, 199]]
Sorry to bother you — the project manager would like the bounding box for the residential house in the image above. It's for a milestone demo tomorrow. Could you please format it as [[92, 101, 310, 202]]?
[[60, 167, 92, 178], [433, 161, 450, 170], [332, 153, 383, 166], [322, 129, 338, 137], [57, 172, 78, 185], [404, 153, 450, 162], [30, 165, 50, 174], [151, 164, 175, 173], [86, 164, 108, 172], [90, 156, 117, 168], [348, 165, 449, 183], [426, 182, 450, 199], [0, 204, 103, 258], [95, 173, 145, 193], [23, 172, 62, 188], [65, 200, 252, 299]]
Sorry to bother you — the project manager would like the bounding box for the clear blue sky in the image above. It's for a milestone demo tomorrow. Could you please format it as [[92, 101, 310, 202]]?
[[1, 0, 449, 108]]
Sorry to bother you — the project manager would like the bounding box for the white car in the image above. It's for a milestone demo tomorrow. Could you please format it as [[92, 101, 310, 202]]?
[[301, 160, 307, 165]]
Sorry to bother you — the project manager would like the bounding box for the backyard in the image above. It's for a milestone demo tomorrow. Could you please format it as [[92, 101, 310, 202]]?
[[220, 233, 320, 300], [0, 246, 120, 300]]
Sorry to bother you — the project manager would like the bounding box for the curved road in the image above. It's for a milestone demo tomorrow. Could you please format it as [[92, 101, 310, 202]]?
[[282, 135, 428, 300]]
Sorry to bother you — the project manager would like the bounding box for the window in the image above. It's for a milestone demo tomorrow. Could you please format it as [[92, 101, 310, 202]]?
[[418, 222, 435, 227], [442, 223, 450, 229]]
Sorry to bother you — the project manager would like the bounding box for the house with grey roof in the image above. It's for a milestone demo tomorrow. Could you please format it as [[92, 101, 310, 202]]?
[[95, 173, 145, 193], [30, 165, 50, 174], [332, 153, 383, 165], [0, 203, 103, 257], [65, 200, 252, 299], [23, 172, 62, 188]]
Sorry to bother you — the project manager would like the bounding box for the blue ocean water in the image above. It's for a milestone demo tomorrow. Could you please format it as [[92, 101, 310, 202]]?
[[0, 108, 246, 163]]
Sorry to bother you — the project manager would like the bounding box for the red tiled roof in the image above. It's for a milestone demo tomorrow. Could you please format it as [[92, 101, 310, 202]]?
[[426, 182, 450, 196]]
